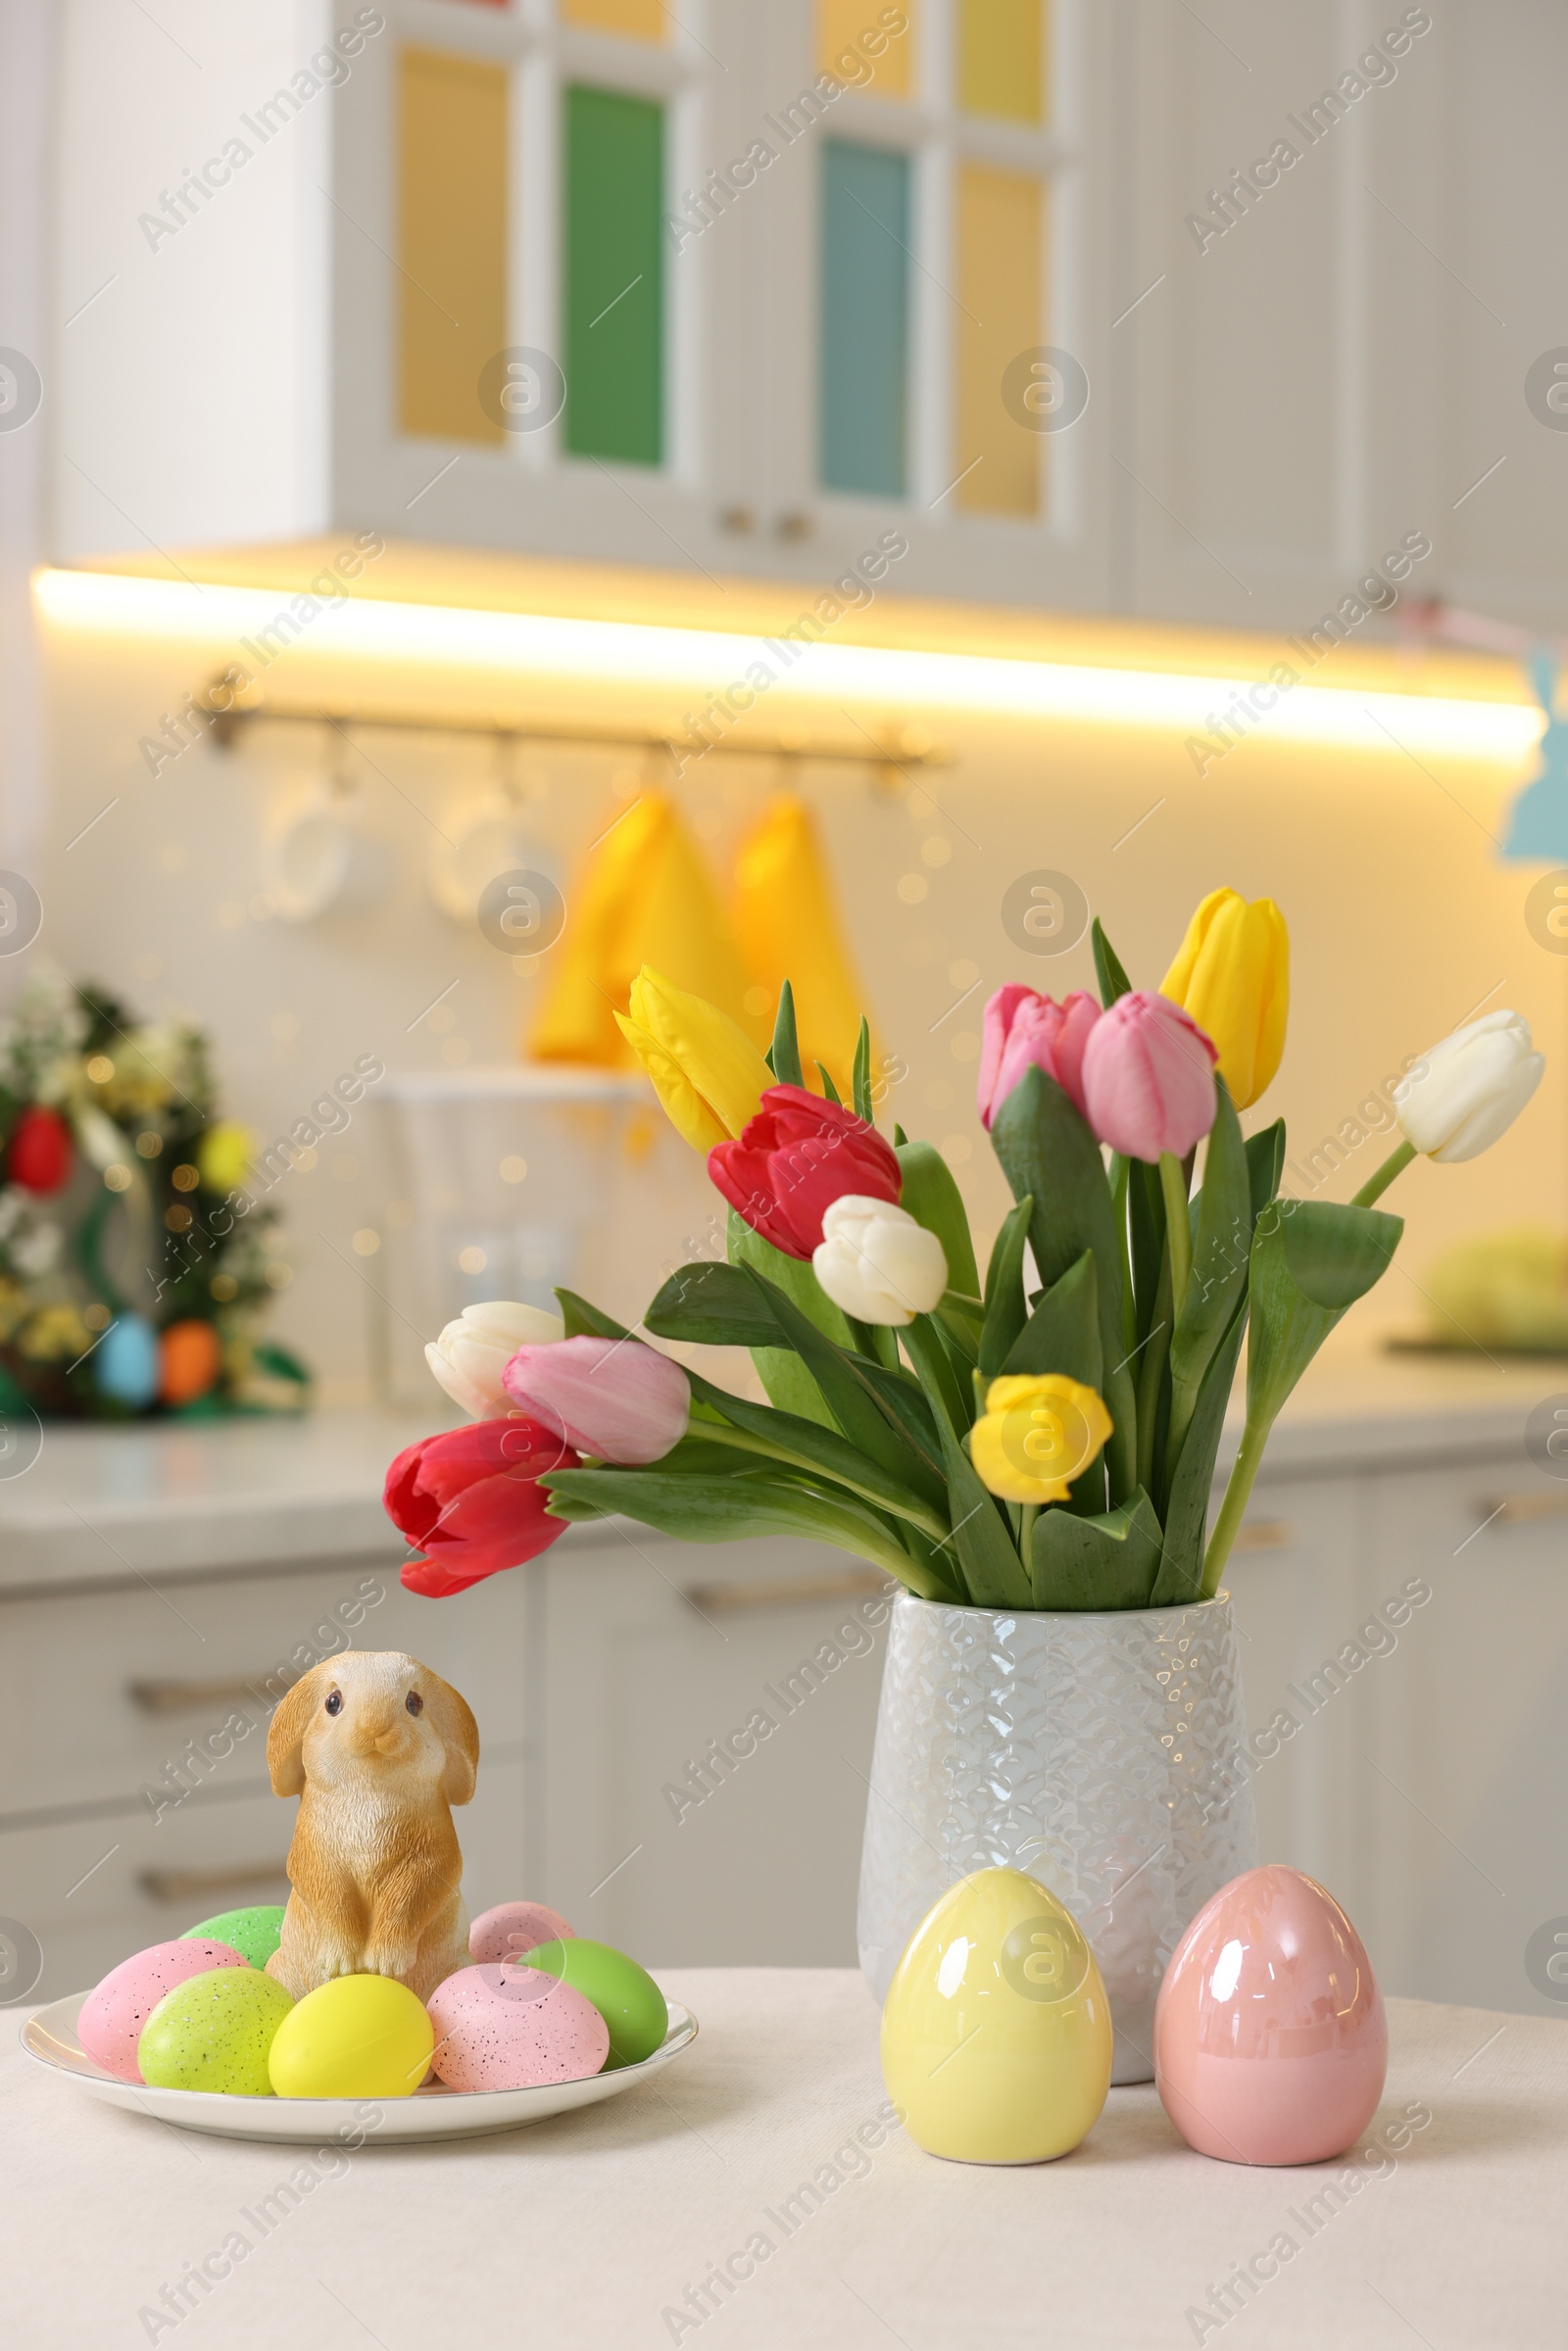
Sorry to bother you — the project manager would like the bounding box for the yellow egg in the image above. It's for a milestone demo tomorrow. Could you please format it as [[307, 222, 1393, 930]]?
[[267, 1975, 434, 2100], [880, 1867, 1113, 2164]]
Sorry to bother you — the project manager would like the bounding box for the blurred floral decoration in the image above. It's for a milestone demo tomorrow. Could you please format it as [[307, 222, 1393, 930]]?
[[0, 969, 309, 1418]]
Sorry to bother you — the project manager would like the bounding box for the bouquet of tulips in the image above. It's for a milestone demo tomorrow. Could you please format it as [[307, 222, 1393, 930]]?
[[385, 889, 1544, 1611]]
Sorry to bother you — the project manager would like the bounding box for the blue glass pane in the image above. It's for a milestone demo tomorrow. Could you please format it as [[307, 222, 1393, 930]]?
[[820, 141, 909, 498]]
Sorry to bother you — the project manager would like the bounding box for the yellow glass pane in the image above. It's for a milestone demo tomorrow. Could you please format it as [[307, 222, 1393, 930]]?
[[816, 0, 914, 99], [397, 49, 508, 444], [956, 164, 1042, 518], [563, 0, 668, 39], [959, 0, 1046, 124]]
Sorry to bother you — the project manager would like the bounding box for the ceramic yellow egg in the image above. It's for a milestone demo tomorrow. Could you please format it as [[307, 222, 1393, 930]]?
[[267, 1975, 433, 2100], [880, 1867, 1113, 2164]]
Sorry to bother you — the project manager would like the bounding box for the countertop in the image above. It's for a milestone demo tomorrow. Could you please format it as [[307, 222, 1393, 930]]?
[[8, 1970, 1564, 2349], [0, 1329, 1555, 1593]]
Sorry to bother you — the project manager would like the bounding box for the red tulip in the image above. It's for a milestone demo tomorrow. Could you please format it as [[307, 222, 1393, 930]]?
[[977, 987, 1101, 1130], [708, 1084, 901, 1260], [385, 1419, 578, 1598], [9, 1105, 74, 1194], [1080, 991, 1218, 1161]]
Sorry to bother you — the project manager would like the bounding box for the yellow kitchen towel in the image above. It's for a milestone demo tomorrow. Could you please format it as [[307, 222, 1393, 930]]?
[[530, 792, 758, 1065], [732, 794, 867, 1099]]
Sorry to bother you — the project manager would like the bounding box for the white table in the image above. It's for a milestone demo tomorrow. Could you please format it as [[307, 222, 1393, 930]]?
[[9, 1971, 1565, 2348]]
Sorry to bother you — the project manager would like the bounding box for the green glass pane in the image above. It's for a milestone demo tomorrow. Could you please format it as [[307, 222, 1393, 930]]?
[[819, 141, 909, 499], [564, 85, 663, 465]]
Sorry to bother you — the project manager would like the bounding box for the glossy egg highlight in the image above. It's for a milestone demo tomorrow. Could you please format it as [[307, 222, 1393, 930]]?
[[427, 1964, 610, 2090], [78, 1940, 251, 2082], [880, 1867, 1113, 2164], [267, 1974, 434, 2099], [1153, 1864, 1388, 2165], [139, 1965, 294, 2095]]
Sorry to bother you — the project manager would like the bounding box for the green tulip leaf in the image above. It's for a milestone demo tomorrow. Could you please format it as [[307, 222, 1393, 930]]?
[[853, 1015, 874, 1124], [541, 1466, 929, 1589], [989, 1065, 1136, 1503], [645, 1256, 791, 1350], [768, 980, 805, 1089], [1000, 1248, 1102, 1390], [1151, 1302, 1247, 1602], [1029, 1487, 1163, 1611], [739, 1264, 949, 1503], [1092, 915, 1134, 1009], [556, 1288, 633, 1342], [979, 1196, 1033, 1377], [901, 1319, 1030, 1610], [1247, 1199, 1403, 1428], [896, 1137, 981, 1298], [1246, 1118, 1286, 1219], [1167, 1079, 1250, 1468]]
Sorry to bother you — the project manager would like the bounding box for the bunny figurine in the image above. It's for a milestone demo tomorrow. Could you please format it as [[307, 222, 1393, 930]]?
[[265, 1651, 479, 2004]]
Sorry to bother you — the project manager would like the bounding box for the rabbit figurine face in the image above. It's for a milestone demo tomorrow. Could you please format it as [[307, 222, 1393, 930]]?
[[265, 1652, 479, 2004]]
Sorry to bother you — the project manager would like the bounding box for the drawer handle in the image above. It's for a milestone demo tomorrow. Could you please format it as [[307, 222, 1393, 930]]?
[[127, 1675, 287, 1716], [1231, 1520, 1295, 1553], [1479, 1493, 1568, 1527], [138, 1861, 290, 1905], [684, 1567, 894, 1616]]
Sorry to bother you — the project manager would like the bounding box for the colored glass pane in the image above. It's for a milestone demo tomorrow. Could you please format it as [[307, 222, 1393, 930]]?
[[563, 0, 667, 38], [564, 85, 664, 465], [819, 142, 910, 498], [397, 48, 509, 445], [815, 0, 914, 98], [958, 0, 1046, 124], [956, 164, 1043, 516]]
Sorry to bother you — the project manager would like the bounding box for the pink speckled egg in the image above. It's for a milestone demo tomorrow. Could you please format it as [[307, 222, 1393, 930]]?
[[427, 1963, 609, 2091], [468, 1900, 576, 1966], [78, 1940, 251, 2082], [1154, 1865, 1388, 2166]]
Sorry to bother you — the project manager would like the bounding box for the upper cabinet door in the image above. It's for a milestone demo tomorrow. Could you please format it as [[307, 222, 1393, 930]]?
[[1123, 0, 1568, 634], [326, 0, 1121, 608]]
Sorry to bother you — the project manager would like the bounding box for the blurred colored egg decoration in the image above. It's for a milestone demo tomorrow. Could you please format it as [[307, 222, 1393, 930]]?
[[138, 1966, 294, 2096], [880, 1867, 1113, 2165], [95, 1314, 161, 1409], [181, 1905, 286, 1973], [159, 1318, 222, 1406], [468, 1899, 576, 1966], [78, 1940, 251, 2082], [1153, 1864, 1388, 2166], [8, 1105, 73, 1194], [522, 1937, 668, 2071], [196, 1119, 253, 1196], [427, 1964, 610, 2091], [268, 1974, 434, 2099]]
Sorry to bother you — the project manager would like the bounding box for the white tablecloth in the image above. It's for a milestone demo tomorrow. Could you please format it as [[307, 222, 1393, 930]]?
[[8, 1970, 1564, 2348]]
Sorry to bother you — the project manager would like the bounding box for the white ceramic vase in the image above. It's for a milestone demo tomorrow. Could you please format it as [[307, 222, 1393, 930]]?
[[857, 1592, 1258, 2084]]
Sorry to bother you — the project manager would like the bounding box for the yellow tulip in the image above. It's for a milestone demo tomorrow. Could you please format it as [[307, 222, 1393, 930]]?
[[1160, 888, 1289, 1109], [614, 967, 773, 1153], [196, 1120, 254, 1195], [969, 1375, 1113, 1505]]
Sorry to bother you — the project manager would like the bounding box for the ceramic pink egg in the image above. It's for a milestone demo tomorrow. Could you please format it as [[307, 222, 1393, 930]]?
[[78, 1940, 250, 2083], [426, 1963, 609, 2091], [1154, 1864, 1387, 2166], [468, 1900, 576, 1966]]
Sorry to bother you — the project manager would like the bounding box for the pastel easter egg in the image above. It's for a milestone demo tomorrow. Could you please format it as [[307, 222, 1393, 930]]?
[[159, 1318, 221, 1406], [468, 1900, 576, 1966], [78, 1940, 251, 2082], [880, 1867, 1113, 2165], [427, 1964, 610, 2091], [268, 1975, 434, 2100], [139, 1966, 294, 2095], [181, 1906, 286, 1972], [1154, 1864, 1387, 2166], [95, 1314, 161, 1410], [521, 1938, 667, 2071]]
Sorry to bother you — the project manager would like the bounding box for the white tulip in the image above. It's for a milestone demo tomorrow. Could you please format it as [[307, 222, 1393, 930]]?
[[1393, 1010, 1544, 1164], [425, 1299, 565, 1417], [811, 1196, 949, 1327]]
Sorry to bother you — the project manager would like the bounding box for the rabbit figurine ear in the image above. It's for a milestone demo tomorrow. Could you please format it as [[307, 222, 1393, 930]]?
[[422, 1669, 480, 1806], [268, 1659, 331, 1796]]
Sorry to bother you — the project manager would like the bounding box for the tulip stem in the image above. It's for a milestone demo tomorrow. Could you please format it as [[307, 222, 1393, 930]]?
[[1159, 1152, 1193, 1320], [1201, 1412, 1270, 1598], [1351, 1139, 1416, 1208]]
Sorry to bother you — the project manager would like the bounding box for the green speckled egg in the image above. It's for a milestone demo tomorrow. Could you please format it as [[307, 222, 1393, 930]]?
[[139, 1966, 295, 2095], [180, 1905, 285, 1971], [523, 1938, 668, 2070]]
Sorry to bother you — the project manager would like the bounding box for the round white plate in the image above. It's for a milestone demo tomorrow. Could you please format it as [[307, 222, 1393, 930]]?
[[23, 1991, 698, 2144]]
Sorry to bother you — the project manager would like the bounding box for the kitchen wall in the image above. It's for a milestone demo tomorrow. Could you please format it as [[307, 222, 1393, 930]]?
[[28, 596, 1560, 1399]]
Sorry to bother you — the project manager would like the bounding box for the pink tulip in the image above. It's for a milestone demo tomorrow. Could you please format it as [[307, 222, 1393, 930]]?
[[501, 1335, 690, 1465], [1080, 990, 1218, 1161], [978, 986, 1101, 1129]]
